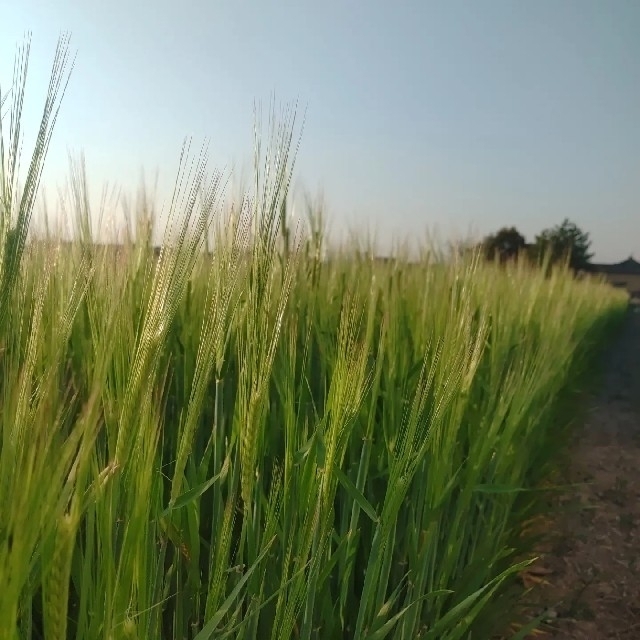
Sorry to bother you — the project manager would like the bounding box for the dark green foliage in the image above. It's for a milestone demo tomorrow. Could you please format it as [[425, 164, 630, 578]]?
[[532, 218, 594, 272], [482, 227, 527, 263]]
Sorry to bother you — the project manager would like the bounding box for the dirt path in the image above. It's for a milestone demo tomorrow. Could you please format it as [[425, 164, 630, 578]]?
[[530, 303, 640, 638]]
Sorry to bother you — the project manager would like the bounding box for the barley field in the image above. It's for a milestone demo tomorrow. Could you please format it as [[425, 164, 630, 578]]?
[[0, 37, 629, 639]]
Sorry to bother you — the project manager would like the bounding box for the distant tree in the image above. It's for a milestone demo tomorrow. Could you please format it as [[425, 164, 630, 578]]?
[[533, 218, 593, 272], [482, 226, 527, 263]]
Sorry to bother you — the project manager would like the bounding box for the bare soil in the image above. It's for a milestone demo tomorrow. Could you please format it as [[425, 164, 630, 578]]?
[[520, 303, 640, 638]]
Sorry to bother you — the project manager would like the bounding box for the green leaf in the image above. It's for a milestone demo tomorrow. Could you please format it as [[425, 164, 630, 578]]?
[[162, 455, 230, 518], [509, 611, 548, 640], [333, 463, 379, 523], [366, 601, 420, 640], [473, 484, 530, 494], [293, 430, 317, 466], [424, 560, 531, 639], [366, 590, 452, 640], [193, 536, 276, 640]]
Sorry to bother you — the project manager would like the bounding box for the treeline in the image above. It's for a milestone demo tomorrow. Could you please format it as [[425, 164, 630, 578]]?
[[473, 218, 594, 272]]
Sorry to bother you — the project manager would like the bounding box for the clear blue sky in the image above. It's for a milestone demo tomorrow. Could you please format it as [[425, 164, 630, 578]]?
[[2, 0, 639, 261]]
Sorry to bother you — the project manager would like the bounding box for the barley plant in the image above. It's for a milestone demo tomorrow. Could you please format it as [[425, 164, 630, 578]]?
[[0, 35, 629, 640]]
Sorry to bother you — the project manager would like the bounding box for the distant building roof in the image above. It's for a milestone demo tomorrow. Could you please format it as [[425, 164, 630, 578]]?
[[590, 257, 640, 275]]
